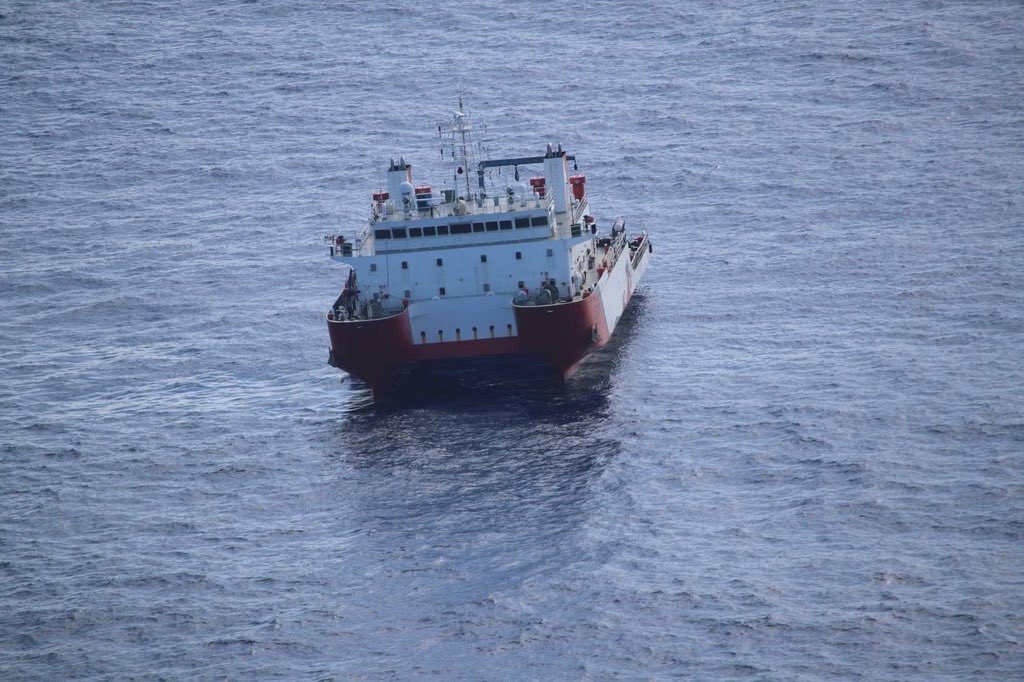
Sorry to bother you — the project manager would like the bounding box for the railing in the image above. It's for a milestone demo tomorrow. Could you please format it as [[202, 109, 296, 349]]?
[[350, 225, 374, 257], [374, 193, 553, 224], [571, 194, 589, 225], [629, 232, 650, 268], [513, 281, 572, 307], [329, 293, 407, 322]]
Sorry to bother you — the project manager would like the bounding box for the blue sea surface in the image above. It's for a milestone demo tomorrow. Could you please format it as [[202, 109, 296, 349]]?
[[2, 1, 1023, 678]]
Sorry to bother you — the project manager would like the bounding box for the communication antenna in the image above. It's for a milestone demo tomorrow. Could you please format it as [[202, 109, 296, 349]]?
[[439, 95, 476, 202]]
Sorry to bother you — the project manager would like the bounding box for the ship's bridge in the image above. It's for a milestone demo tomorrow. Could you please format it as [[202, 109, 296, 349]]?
[[330, 143, 592, 259], [339, 193, 590, 258]]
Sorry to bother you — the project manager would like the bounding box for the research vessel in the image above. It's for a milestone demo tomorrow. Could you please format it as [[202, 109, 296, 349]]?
[[325, 104, 651, 399]]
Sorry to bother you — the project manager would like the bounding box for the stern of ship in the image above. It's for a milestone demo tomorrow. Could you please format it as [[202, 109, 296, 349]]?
[[513, 291, 610, 379], [327, 304, 413, 398]]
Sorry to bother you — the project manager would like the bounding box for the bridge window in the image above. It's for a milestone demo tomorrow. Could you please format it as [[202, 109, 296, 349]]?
[[531, 216, 548, 227], [423, 225, 437, 236], [437, 224, 449, 235], [391, 227, 407, 238], [514, 217, 531, 229], [451, 222, 471, 235], [472, 222, 486, 233], [499, 220, 513, 230], [374, 229, 391, 239], [409, 227, 422, 238], [485, 221, 499, 232]]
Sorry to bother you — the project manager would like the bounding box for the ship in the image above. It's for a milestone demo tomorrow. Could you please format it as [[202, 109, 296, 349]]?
[[325, 103, 652, 400]]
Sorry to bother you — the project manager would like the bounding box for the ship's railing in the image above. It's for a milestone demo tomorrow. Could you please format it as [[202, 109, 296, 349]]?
[[349, 224, 374, 256], [329, 292, 407, 322], [571, 194, 588, 225], [546, 195, 590, 240], [324, 232, 373, 257], [512, 282, 572, 307], [598, 224, 627, 259], [373, 193, 553, 224], [629, 232, 650, 268]]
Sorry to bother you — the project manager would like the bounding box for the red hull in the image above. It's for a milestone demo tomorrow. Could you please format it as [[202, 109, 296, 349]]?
[[328, 307, 525, 395], [513, 291, 610, 378], [327, 289, 612, 395], [327, 308, 413, 393]]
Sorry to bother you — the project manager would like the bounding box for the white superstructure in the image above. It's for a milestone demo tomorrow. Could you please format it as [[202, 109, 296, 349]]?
[[324, 101, 652, 397], [329, 105, 599, 346]]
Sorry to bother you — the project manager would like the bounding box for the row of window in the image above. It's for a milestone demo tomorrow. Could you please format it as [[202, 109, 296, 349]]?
[[402, 281, 523, 299], [374, 215, 548, 241], [371, 251, 532, 273]]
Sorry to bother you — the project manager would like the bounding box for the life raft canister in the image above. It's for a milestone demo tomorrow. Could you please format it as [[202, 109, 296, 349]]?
[[569, 175, 587, 201], [529, 176, 546, 198]]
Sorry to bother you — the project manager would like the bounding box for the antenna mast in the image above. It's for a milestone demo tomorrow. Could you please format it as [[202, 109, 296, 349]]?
[[442, 96, 476, 202], [459, 97, 472, 200]]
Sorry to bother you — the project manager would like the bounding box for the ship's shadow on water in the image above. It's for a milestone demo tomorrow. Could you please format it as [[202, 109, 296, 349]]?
[[328, 296, 647, 470]]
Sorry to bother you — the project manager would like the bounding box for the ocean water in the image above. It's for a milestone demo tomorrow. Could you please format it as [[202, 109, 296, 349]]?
[[2, 0, 1023, 678]]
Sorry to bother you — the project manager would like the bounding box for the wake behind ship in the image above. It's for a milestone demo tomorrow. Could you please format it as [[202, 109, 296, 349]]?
[[325, 104, 652, 400]]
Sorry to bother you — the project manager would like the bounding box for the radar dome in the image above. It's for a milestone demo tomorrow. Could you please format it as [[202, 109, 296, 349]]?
[[398, 181, 415, 206]]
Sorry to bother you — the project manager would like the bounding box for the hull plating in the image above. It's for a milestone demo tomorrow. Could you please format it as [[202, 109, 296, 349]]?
[[327, 240, 651, 395]]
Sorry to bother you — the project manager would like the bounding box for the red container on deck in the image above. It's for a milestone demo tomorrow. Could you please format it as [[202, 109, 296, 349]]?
[[372, 191, 389, 201], [569, 175, 587, 201], [414, 185, 431, 195], [529, 176, 546, 198]]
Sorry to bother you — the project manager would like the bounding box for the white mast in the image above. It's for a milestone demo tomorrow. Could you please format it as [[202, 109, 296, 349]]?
[[442, 96, 476, 203]]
